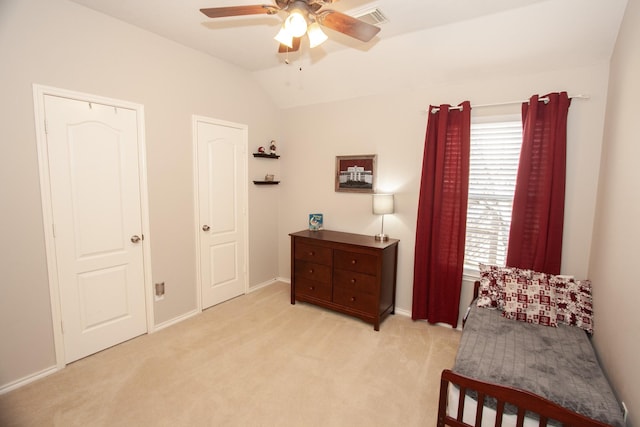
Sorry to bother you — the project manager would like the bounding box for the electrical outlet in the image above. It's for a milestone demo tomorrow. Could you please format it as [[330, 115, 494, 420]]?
[[622, 401, 628, 424], [155, 282, 165, 301]]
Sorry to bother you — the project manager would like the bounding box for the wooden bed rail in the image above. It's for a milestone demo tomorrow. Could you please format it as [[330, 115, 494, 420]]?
[[437, 369, 613, 427], [461, 281, 482, 328], [473, 280, 480, 300]]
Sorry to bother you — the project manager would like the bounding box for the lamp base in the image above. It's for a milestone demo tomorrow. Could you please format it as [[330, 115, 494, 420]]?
[[374, 233, 389, 242]]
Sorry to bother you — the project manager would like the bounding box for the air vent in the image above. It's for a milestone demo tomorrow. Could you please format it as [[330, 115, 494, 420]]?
[[353, 7, 388, 26]]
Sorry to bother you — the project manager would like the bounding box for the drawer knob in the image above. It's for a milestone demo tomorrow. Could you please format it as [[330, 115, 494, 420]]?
[[350, 296, 356, 302], [351, 259, 357, 264], [350, 278, 356, 284], [308, 251, 315, 256], [309, 269, 314, 274], [309, 286, 315, 291]]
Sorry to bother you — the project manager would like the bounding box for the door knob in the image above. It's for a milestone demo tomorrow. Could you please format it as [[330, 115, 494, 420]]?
[[131, 235, 141, 243], [202, 225, 210, 231]]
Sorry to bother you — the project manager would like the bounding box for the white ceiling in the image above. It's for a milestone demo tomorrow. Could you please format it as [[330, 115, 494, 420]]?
[[71, 0, 561, 71], [69, 0, 628, 108]]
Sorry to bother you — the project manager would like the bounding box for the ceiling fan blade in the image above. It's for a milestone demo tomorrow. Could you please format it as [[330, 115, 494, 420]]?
[[318, 10, 381, 42], [278, 37, 301, 53], [200, 5, 279, 18]]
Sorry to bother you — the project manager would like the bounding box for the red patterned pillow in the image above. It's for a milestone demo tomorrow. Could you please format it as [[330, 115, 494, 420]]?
[[550, 276, 594, 333], [502, 273, 557, 327], [477, 264, 513, 309], [477, 264, 550, 310]]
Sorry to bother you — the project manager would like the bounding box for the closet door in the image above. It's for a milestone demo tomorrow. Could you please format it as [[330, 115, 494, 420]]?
[[44, 94, 148, 363], [195, 116, 248, 309]]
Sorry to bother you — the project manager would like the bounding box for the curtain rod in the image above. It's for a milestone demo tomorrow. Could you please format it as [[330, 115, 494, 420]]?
[[429, 94, 590, 114]]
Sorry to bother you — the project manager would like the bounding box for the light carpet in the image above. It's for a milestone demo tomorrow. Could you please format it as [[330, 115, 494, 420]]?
[[0, 282, 461, 426]]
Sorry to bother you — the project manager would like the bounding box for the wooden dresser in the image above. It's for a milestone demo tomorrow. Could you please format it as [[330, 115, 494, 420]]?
[[289, 229, 399, 330]]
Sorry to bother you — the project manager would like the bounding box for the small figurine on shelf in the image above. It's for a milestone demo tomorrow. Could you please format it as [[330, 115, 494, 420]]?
[[257, 146, 266, 153], [269, 140, 277, 156]]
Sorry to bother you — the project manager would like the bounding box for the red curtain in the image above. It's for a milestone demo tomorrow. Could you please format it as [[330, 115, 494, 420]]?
[[506, 92, 570, 275], [412, 101, 471, 328]]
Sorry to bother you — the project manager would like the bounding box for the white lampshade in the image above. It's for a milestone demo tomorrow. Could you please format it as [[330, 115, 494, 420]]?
[[372, 194, 394, 241], [307, 22, 328, 48], [274, 26, 293, 48], [372, 194, 395, 215], [284, 11, 308, 38]]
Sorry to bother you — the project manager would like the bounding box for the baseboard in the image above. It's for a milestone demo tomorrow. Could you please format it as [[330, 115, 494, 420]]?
[[0, 365, 59, 395], [247, 277, 289, 293], [152, 308, 200, 332], [394, 307, 411, 317]]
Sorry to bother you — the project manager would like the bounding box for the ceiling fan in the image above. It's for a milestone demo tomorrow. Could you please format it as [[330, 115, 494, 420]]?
[[200, 0, 381, 53]]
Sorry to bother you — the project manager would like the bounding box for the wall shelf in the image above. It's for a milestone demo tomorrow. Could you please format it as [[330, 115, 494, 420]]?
[[254, 151, 279, 184]]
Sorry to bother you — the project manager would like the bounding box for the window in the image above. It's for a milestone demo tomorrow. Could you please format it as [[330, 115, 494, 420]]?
[[464, 118, 522, 273]]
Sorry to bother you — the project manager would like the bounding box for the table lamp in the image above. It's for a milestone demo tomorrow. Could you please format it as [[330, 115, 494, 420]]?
[[372, 193, 394, 241]]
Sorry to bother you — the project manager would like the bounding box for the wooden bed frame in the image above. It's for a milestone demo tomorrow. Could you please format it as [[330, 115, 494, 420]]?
[[437, 369, 612, 427], [436, 281, 614, 427]]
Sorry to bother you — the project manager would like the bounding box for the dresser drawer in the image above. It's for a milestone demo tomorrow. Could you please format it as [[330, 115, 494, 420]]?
[[334, 250, 377, 275], [294, 241, 332, 265], [333, 287, 376, 314], [294, 261, 332, 284], [333, 269, 376, 295], [295, 278, 332, 301]]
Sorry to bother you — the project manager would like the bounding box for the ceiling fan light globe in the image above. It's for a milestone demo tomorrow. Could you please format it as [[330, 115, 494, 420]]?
[[274, 27, 294, 48], [307, 22, 328, 48], [285, 12, 308, 38]]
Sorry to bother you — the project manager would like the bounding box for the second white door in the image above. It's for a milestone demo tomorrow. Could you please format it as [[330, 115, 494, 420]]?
[[195, 117, 248, 309]]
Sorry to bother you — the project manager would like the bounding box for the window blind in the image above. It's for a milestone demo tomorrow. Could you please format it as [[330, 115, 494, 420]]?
[[464, 120, 522, 272]]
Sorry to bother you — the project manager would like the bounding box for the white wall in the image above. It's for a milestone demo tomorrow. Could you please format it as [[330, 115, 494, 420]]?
[[0, 0, 280, 388], [278, 62, 610, 325], [591, 0, 640, 424]]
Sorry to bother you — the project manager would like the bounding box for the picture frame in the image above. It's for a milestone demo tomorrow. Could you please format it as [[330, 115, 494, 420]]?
[[308, 213, 323, 231], [335, 154, 376, 193]]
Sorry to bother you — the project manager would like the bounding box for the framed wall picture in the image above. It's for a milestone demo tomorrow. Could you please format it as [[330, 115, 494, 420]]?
[[335, 154, 376, 193]]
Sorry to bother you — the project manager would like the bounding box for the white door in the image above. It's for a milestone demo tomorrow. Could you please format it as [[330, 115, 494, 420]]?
[[195, 117, 248, 309], [44, 95, 147, 363]]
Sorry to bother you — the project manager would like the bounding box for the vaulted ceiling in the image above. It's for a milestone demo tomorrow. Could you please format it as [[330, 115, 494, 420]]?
[[69, 0, 628, 108]]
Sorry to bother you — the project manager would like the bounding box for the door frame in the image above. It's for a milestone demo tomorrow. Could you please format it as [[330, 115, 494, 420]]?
[[33, 84, 154, 369], [192, 115, 249, 311]]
